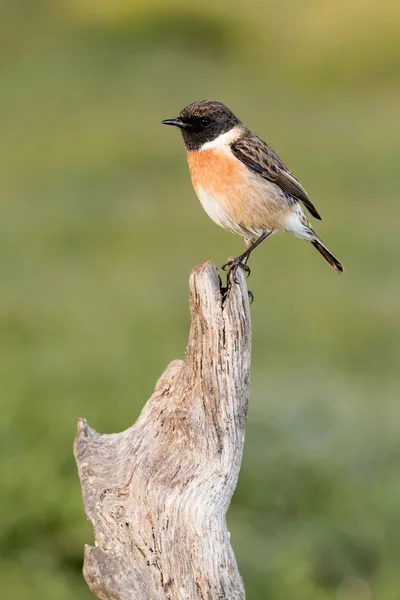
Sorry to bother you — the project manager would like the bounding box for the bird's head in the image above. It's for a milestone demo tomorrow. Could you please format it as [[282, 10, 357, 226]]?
[[162, 100, 241, 150]]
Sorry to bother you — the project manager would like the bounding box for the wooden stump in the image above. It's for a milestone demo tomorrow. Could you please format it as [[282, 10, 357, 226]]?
[[74, 261, 251, 599]]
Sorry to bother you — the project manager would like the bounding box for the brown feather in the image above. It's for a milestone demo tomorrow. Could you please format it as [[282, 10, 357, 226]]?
[[230, 132, 322, 220], [311, 240, 343, 273]]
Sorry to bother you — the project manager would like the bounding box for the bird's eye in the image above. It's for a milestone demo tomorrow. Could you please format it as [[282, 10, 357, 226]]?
[[200, 118, 211, 128]]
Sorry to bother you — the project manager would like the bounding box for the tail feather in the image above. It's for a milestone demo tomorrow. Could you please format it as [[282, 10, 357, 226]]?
[[311, 239, 344, 273]]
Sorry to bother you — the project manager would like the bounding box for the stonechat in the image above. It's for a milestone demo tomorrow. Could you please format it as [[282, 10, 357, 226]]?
[[162, 100, 343, 277]]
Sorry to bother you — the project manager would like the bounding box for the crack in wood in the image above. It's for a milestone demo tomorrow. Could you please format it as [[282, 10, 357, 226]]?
[[74, 262, 250, 599]]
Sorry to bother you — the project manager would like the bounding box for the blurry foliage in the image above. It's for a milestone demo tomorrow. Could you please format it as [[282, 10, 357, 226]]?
[[62, 0, 400, 86], [78, 9, 236, 58], [1, 0, 400, 599]]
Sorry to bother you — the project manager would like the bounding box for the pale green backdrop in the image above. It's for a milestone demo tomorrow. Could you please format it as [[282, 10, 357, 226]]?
[[1, 1, 400, 598]]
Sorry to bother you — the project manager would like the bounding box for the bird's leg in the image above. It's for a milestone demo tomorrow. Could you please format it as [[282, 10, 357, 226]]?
[[237, 250, 251, 278], [222, 230, 273, 281]]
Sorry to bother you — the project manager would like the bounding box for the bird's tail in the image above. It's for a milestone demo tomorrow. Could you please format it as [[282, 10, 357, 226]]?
[[311, 238, 344, 273]]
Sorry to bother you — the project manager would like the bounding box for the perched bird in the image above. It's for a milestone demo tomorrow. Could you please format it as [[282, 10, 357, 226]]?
[[162, 100, 343, 276]]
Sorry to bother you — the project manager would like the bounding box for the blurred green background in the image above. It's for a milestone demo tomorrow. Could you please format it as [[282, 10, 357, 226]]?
[[1, 1, 400, 598]]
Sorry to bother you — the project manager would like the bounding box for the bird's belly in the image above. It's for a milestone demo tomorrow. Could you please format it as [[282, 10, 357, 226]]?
[[195, 185, 240, 232], [187, 148, 289, 236]]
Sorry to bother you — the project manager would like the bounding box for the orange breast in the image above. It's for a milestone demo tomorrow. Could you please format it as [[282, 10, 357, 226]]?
[[187, 148, 288, 235], [187, 148, 246, 197]]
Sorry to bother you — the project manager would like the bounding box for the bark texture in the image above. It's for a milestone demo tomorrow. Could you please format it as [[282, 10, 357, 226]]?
[[74, 261, 251, 600]]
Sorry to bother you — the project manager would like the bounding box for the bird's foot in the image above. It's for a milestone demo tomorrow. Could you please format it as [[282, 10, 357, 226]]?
[[221, 257, 254, 303], [222, 257, 251, 283], [220, 285, 228, 302], [220, 283, 254, 304]]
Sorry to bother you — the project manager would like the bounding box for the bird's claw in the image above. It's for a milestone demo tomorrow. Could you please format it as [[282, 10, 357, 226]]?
[[220, 258, 255, 303], [229, 263, 251, 285], [221, 283, 254, 304], [242, 264, 251, 278], [220, 286, 228, 302], [221, 286, 254, 304], [222, 259, 234, 272], [222, 259, 251, 281]]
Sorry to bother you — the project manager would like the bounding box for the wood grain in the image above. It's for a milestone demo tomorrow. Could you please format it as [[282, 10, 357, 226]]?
[[74, 261, 251, 599]]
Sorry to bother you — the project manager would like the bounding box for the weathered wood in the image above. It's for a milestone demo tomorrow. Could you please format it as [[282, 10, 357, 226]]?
[[74, 261, 251, 600]]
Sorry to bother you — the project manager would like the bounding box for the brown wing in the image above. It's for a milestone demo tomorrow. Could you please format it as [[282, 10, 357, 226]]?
[[230, 132, 321, 220]]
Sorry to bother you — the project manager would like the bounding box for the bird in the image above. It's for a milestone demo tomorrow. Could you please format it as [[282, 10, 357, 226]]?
[[162, 100, 343, 279]]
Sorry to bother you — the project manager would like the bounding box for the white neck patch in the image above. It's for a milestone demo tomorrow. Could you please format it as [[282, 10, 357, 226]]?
[[200, 125, 242, 151]]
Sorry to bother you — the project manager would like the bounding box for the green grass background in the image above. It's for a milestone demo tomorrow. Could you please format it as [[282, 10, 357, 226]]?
[[1, 1, 400, 598]]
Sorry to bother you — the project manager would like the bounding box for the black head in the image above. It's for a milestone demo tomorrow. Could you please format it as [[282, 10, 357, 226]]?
[[162, 100, 241, 150]]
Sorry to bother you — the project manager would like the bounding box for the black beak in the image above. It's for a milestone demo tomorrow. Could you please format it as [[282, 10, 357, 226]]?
[[161, 118, 190, 129]]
